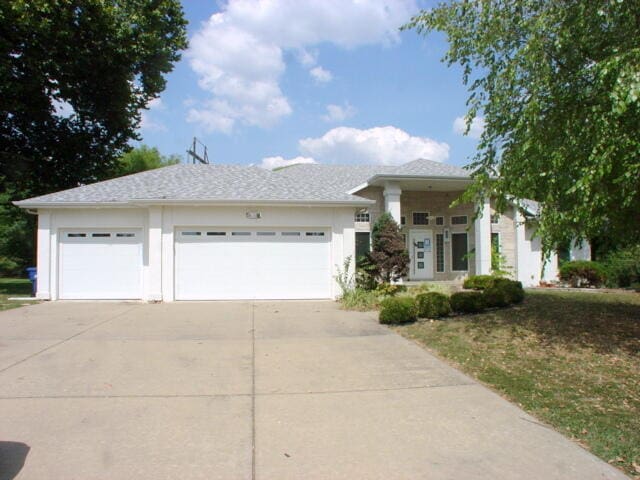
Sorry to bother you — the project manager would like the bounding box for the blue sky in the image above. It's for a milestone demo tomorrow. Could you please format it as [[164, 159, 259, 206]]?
[[138, 0, 483, 169]]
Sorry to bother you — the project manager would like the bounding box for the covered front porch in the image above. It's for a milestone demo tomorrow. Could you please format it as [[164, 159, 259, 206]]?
[[354, 175, 496, 283]]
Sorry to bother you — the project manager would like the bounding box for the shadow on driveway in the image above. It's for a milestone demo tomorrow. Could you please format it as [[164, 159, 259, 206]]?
[[0, 441, 30, 480]]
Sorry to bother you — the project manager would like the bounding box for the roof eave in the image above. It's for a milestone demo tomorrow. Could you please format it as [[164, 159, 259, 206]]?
[[14, 198, 375, 209]]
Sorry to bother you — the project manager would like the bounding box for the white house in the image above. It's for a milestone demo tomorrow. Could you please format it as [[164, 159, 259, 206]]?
[[15, 158, 583, 301]]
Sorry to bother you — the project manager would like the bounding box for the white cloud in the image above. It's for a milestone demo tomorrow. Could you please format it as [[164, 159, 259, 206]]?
[[297, 48, 318, 67], [322, 103, 356, 122], [187, 0, 417, 133], [309, 66, 333, 84], [453, 115, 485, 139], [259, 155, 316, 169], [300, 126, 450, 165]]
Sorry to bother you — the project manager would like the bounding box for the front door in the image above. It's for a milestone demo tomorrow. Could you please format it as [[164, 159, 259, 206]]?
[[409, 230, 434, 280]]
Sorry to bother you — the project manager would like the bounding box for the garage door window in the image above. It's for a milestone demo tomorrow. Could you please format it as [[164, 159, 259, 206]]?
[[305, 232, 325, 236], [67, 233, 86, 238], [282, 231, 300, 236], [257, 231, 276, 236], [116, 233, 135, 238], [92, 233, 111, 238], [206, 231, 226, 236], [232, 231, 251, 236], [182, 231, 201, 236]]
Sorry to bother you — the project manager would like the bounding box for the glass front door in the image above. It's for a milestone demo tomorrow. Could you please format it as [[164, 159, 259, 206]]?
[[409, 230, 434, 280]]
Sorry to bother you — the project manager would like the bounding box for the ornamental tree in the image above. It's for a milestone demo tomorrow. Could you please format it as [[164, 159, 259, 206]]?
[[369, 212, 410, 283], [406, 0, 640, 252]]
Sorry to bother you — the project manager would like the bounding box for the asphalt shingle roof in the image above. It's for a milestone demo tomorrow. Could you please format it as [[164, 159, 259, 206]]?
[[16, 158, 472, 207]]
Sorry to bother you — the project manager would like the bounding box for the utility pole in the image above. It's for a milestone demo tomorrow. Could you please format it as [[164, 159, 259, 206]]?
[[186, 137, 209, 164]]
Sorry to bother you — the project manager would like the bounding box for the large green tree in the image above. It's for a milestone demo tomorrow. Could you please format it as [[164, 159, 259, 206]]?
[[0, 0, 187, 275], [0, 0, 187, 196], [406, 0, 640, 252]]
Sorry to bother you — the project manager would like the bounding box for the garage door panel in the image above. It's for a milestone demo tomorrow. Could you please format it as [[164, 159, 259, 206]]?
[[59, 230, 143, 300], [175, 228, 331, 300]]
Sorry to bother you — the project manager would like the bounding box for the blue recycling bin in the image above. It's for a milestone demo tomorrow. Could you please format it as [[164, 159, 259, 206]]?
[[26, 267, 37, 297]]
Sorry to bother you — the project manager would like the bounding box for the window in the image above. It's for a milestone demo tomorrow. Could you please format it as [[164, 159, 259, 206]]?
[[68, 233, 86, 238], [306, 232, 325, 236], [491, 213, 500, 224], [282, 231, 300, 236], [231, 231, 251, 236], [436, 234, 444, 273], [207, 231, 226, 236], [401, 216, 406, 226], [412, 212, 429, 225], [451, 233, 468, 271], [256, 231, 275, 236], [355, 232, 370, 266], [181, 231, 201, 236], [435, 216, 444, 226], [92, 233, 110, 237], [401, 233, 407, 247], [355, 211, 370, 222], [451, 215, 468, 225], [491, 232, 500, 253], [116, 233, 135, 238]]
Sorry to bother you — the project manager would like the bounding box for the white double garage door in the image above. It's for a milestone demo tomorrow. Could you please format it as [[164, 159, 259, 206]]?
[[58, 227, 332, 300]]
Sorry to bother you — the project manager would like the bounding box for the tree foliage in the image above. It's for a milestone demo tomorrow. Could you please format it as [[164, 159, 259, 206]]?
[[0, 0, 188, 197], [369, 213, 409, 282], [0, 0, 187, 275], [117, 145, 180, 177], [406, 0, 640, 252]]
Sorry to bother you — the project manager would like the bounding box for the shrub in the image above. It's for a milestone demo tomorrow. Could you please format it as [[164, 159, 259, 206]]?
[[482, 285, 510, 308], [559, 260, 606, 287], [415, 292, 451, 318], [490, 278, 525, 304], [375, 282, 407, 297], [379, 296, 417, 325], [369, 213, 410, 282], [450, 291, 486, 314], [340, 288, 379, 311], [602, 244, 640, 288], [463, 275, 496, 290]]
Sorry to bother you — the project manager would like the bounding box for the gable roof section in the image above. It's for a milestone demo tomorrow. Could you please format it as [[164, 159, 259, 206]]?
[[15, 158, 473, 208], [15, 164, 374, 207]]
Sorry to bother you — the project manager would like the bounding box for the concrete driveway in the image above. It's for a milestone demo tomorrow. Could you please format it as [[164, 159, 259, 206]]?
[[0, 301, 627, 480]]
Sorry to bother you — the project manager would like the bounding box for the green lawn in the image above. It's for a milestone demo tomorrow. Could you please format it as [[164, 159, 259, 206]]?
[[0, 278, 36, 311], [395, 290, 640, 478]]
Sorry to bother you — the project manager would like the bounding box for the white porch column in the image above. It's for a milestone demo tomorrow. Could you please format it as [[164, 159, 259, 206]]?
[[147, 206, 163, 301], [383, 182, 402, 224], [36, 210, 51, 300], [474, 198, 492, 275]]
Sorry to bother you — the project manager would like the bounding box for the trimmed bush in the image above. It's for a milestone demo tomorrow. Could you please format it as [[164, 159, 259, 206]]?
[[379, 296, 417, 325], [463, 275, 497, 290], [450, 291, 486, 313], [559, 260, 606, 288], [416, 292, 451, 318], [482, 285, 510, 308], [490, 278, 525, 304]]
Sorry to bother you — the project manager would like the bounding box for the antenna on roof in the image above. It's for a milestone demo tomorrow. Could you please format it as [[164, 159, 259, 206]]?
[[186, 137, 209, 164]]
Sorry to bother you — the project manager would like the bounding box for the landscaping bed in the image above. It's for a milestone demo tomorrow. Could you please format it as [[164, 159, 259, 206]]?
[[395, 289, 640, 478]]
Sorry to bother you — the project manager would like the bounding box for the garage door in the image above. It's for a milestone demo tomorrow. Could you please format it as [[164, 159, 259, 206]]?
[[58, 229, 143, 299], [175, 228, 332, 300]]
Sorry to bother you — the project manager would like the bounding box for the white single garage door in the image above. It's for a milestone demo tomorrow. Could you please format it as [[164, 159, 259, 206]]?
[[58, 229, 143, 299], [175, 227, 332, 300]]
